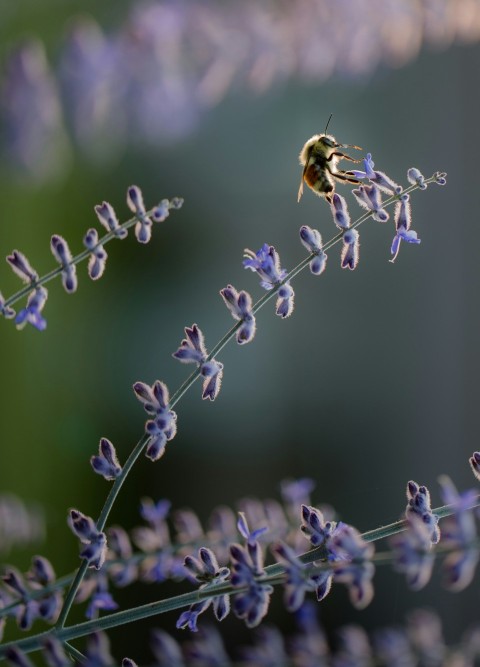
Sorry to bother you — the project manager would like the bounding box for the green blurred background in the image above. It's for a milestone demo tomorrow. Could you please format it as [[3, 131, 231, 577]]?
[[1, 0, 479, 661]]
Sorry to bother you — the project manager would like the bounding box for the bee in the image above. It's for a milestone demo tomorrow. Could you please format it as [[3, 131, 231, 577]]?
[[298, 115, 363, 204]]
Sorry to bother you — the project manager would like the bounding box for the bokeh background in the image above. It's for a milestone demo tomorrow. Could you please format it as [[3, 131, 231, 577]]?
[[1, 0, 480, 662]]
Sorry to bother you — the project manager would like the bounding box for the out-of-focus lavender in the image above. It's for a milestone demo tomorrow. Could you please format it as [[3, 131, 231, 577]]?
[[0, 495, 44, 555], [2, 0, 480, 180]]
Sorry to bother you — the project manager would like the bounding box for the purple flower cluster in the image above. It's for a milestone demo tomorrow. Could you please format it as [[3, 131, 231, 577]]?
[[220, 285, 256, 344], [1, 187, 183, 330], [243, 244, 294, 318], [133, 380, 178, 461], [69, 509, 107, 570], [176, 547, 230, 632], [173, 324, 224, 400], [2, 557, 62, 633]]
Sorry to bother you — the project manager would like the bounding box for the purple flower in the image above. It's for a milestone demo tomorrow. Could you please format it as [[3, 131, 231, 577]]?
[[133, 380, 177, 460], [90, 437, 122, 480], [150, 629, 184, 667], [94, 201, 128, 239], [390, 194, 420, 263], [50, 235, 77, 293], [469, 451, 480, 481], [127, 185, 153, 244], [299, 226, 327, 275], [352, 183, 389, 222], [405, 481, 440, 544], [230, 540, 273, 628], [389, 515, 435, 590], [15, 287, 48, 331], [438, 475, 479, 591], [5, 647, 34, 667], [243, 243, 287, 289], [329, 524, 375, 609], [172, 324, 224, 400], [152, 197, 184, 222], [26, 556, 62, 623], [271, 541, 317, 611], [300, 504, 338, 552], [220, 284, 256, 344], [351, 154, 401, 195], [434, 171, 447, 186], [237, 511, 268, 545], [243, 244, 295, 318], [6, 250, 38, 284], [2, 568, 40, 631], [82, 631, 115, 666], [106, 526, 138, 587], [85, 573, 118, 619], [407, 167, 427, 190], [0, 291, 16, 319], [42, 636, 71, 667], [177, 547, 230, 631], [341, 228, 360, 270], [276, 281, 295, 318], [69, 509, 107, 570], [330, 193, 351, 230], [83, 228, 108, 280]]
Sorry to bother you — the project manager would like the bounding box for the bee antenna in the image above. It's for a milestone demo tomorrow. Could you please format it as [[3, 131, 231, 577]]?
[[324, 113, 333, 135]]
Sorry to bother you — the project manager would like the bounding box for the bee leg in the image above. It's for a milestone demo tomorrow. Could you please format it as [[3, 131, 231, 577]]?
[[331, 171, 361, 184], [328, 152, 362, 163]]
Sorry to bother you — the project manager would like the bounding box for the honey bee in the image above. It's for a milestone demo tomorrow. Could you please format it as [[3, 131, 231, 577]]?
[[298, 115, 363, 204]]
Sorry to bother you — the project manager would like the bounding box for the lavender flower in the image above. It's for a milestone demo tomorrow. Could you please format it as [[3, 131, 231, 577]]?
[[69, 509, 107, 570], [15, 287, 48, 331], [26, 556, 62, 623], [94, 201, 128, 239], [243, 243, 287, 289], [341, 228, 360, 270], [6, 250, 38, 284], [127, 185, 153, 244], [5, 646, 34, 667], [330, 193, 351, 230], [405, 481, 440, 544], [133, 380, 178, 460], [0, 292, 15, 319], [469, 451, 480, 481], [106, 526, 138, 587], [389, 515, 435, 590], [350, 153, 402, 195], [81, 631, 115, 667], [438, 475, 479, 591], [83, 228, 108, 280], [271, 541, 317, 611], [50, 235, 77, 293], [85, 573, 118, 619], [2, 568, 39, 631], [172, 324, 224, 400], [390, 194, 421, 263], [177, 548, 230, 631], [329, 524, 375, 609], [229, 539, 273, 628], [407, 167, 427, 190], [243, 244, 295, 317], [299, 226, 327, 275], [352, 183, 389, 222], [90, 437, 122, 481], [42, 636, 71, 667], [220, 284, 256, 344], [150, 628, 185, 667]]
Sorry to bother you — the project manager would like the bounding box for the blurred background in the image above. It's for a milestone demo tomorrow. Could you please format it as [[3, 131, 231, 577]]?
[[1, 0, 480, 662]]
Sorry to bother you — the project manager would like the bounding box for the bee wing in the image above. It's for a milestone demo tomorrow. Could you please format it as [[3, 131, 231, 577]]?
[[297, 177, 304, 203], [297, 164, 308, 202]]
